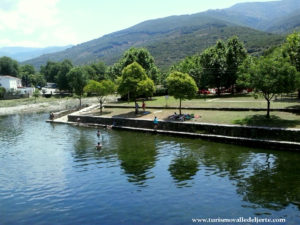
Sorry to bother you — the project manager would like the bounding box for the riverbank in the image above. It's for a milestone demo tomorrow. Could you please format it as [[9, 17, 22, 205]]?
[[0, 97, 100, 116]]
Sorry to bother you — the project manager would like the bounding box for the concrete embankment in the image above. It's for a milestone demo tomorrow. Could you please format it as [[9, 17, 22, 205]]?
[[65, 114, 300, 151]]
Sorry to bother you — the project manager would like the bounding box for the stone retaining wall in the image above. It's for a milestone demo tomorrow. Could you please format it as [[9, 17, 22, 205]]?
[[68, 115, 300, 142]]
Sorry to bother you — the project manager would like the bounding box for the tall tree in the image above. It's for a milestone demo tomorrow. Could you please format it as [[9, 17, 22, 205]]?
[[0, 56, 19, 77], [225, 36, 247, 93], [200, 40, 227, 96], [166, 71, 198, 115], [118, 62, 155, 109], [40, 61, 61, 83], [170, 56, 203, 89], [285, 32, 300, 98], [84, 80, 115, 114], [114, 47, 160, 84], [19, 64, 35, 87], [67, 67, 88, 107], [237, 56, 299, 118], [56, 59, 73, 91]]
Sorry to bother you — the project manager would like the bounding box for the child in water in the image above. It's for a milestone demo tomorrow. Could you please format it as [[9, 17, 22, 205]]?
[[96, 142, 102, 150], [97, 130, 101, 137]]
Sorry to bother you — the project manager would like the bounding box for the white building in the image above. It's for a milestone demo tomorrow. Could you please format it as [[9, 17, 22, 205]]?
[[0, 75, 22, 91]]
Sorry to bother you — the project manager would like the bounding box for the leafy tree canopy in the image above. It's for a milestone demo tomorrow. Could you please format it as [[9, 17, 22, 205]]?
[[114, 47, 160, 84], [67, 67, 88, 106], [237, 56, 299, 117], [166, 71, 197, 114], [118, 62, 155, 101], [0, 56, 19, 77], [84, 79, 115, 113]]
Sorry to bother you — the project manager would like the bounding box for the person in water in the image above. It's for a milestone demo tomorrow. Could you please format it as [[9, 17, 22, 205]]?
[[97, 130, 101, 137], [96, 142, 102, 150]]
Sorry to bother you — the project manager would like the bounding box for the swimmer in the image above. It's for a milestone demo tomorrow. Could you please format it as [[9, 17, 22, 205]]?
[[97, 130, 101, 137], [96, 142, 102, 150]]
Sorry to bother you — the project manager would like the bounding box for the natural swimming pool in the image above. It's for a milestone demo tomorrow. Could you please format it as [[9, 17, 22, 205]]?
[[0, 113, 299, 225]]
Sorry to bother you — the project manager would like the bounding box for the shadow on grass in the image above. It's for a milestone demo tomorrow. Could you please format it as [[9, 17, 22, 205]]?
[[112, 111, 151, 119], [85, 111, 113, 116], [234, 115, 300, 128], [285, 105, 300, 115], [195, 93, 252, 99]]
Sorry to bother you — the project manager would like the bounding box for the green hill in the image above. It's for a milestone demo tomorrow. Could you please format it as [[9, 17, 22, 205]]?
[[266, 10, 300, 33], [24, 13, 284, 71]]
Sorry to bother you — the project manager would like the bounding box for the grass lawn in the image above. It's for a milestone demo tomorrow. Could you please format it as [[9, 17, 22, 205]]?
[[111, 94, 300, 110], [84, 107, 300, 128]]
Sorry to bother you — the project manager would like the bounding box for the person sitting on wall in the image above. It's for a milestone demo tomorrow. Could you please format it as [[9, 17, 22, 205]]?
[[49, 112, 54, 120]]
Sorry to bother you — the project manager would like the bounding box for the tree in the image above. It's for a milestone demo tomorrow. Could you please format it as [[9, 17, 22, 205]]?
[[56, 60, 73, 91], [40, 61, 61, 82], [30, 73, 46, 87], [166, 71, 198, 115], [225, 36, 247, 93], [19, 64, 35, 87], [170, 55, 203, 89], [237, 57, 299, 118], [0, 87, 6, 99], [84, 80, 116, 114], [200, 40, 227, 96], [114, 47, 160, 84], [32, 89, 40, 103], [0, 56, 19, 76], [285, 32, 300, 98], [118, 62, 155, 111], [67, 67, 88, 107]]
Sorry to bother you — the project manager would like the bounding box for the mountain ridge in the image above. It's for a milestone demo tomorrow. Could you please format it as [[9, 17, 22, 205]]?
[[24, 0, 298, 70]]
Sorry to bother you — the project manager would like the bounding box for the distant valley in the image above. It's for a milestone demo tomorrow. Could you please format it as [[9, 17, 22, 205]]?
[[0, 46, 72, 62]]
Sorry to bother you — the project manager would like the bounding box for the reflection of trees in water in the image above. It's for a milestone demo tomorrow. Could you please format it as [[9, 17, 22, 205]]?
[[117, 132, 157, 186], [0, 114, 24, 143], [196, 144, 300, 211], [168, 151, 199, 187], [73, 130, 91, 159], [236, 153, 300, 211]]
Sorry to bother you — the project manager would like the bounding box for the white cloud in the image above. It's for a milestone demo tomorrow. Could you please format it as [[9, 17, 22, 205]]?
[[0, 0, 75, 47]]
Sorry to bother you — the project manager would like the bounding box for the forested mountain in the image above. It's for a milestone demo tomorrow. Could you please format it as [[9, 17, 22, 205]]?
[[0, 46, 72, 62], [25, 0, 300, 70]]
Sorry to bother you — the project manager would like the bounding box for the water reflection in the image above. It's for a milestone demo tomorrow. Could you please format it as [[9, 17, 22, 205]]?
[[236, 152, 300, 211], [116, 131, 157, 186], [1, 113, 299, 225], [168, 152, 199, 187], [0, 114, 24, 145]]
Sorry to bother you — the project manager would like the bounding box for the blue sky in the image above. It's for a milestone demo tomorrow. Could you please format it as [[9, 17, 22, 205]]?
[[0, 0, 275, 48]]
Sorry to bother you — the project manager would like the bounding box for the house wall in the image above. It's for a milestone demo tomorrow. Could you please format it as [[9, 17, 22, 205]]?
[[0, 76, 19, 90]]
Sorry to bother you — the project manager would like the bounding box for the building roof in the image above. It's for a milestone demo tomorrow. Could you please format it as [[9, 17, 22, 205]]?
[[0, 75, 21, 80]]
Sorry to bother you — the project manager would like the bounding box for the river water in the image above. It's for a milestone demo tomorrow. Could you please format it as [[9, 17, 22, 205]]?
[[0, 113, 299, 225]]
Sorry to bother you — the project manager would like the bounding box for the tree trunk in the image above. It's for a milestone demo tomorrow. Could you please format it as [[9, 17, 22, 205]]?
[[135, 99, 138, 114], [217, 86, 221, 97], [100, 100, 103, 114], [266, 100, 270, 118], [179, 98, 182, 115], [79, 96, 82, 107]]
